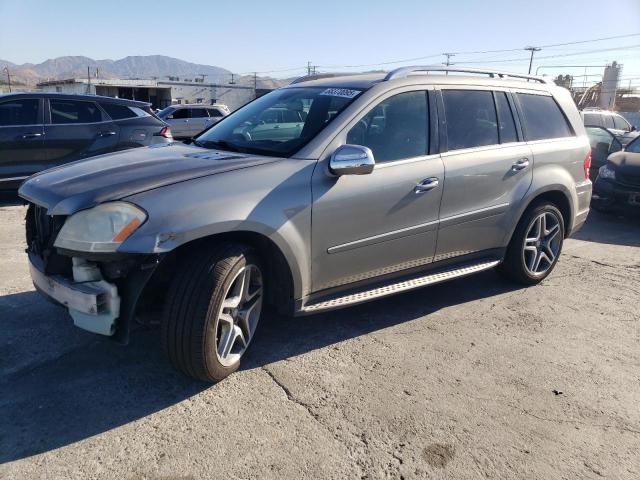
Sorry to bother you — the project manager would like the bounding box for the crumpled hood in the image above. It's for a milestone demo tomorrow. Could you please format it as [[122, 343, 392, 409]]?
[[18, 143, 278, 215], [607, 150, 640, 176]]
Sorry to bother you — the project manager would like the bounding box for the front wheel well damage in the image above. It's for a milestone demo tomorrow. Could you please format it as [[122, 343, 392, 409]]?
[[134, 231, 295, 324]]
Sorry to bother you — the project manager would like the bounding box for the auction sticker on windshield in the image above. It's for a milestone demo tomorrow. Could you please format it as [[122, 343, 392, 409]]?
[[320, 88, 361, 99]]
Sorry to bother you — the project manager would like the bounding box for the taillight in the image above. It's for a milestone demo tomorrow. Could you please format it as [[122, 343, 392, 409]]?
[[583, 148, 592, 180], [159, 126, 173, 139]]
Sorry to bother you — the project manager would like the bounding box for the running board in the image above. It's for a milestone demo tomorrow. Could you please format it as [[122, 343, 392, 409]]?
[[301, 260, 501, 313]]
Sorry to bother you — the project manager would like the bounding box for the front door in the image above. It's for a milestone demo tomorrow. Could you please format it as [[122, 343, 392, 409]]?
[[44, 98, 120, 168], [435, 88, 533, 261], [311, 89, 444, 293], [0, 97, 46, 188]]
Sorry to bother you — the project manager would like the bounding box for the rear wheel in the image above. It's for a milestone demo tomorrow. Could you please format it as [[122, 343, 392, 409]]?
[[161, 244, 264, 382], [498, 203, 564, 285]]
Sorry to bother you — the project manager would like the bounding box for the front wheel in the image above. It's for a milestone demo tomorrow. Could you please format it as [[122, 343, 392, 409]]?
[[161, 244, 264, 382], [498, 203, 565, 285]]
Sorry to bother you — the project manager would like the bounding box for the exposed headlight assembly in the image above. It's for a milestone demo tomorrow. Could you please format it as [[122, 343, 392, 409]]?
[[598, 164, 616, 180], [54, 202, 147, 253]]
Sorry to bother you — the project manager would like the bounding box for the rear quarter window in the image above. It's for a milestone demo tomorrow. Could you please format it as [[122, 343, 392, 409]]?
[[517, 93, 573, 141], [99, 103, 136, 120]]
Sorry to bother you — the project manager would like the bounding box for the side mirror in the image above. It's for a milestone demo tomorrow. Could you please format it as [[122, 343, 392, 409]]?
[[329, 144, 375, 176], [632, 125, 637, 132]]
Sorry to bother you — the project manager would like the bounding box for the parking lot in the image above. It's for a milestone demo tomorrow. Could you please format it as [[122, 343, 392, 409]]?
[[0, 202, 639, 479]]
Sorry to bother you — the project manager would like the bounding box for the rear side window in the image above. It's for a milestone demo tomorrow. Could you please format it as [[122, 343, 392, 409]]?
[[0, 99, 39, 126], [208, 108, 224, 117], [100, 103, 136, 120], [495, 92, 518, 143], [171, 109, 190, 119], [583, 112, 602, 127], [517, 93, 572, 141], [443, 90, 498, 150], [613, 115, 630, 131], [347, 90, 429, 163], [190, 108, 208, 118], [50, 100, 103, 124]]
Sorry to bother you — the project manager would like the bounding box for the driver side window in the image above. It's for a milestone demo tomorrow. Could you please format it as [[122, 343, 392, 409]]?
[[346, 91, 429, 163]]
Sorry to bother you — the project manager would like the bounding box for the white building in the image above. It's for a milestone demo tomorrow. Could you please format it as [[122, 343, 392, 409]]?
[[37, 77, 258, 111]]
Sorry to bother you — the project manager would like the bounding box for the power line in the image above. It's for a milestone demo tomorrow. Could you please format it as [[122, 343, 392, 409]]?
[[230, 32, 640, 78], [461, 44, 640, 64]]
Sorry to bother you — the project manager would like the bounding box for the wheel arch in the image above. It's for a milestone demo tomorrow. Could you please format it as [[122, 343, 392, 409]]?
[[139, 230, 298, 318], [505, 185, 574, 247]]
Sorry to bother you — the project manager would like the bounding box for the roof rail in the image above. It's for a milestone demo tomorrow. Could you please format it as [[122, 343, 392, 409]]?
[[289, 72, 364, 85], [384, 65, 550, 84]]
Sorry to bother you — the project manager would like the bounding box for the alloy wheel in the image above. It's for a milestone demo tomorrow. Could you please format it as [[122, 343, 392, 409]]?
[[215, 264, 263, 367], [522, 211, 562, 276]]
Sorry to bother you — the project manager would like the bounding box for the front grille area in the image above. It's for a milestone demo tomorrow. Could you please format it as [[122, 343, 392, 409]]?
[[617, 172, 640, 188], [25, 203, 72, 276]]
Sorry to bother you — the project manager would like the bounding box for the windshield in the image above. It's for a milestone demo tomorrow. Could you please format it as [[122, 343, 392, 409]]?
[[195, 86, 363, 157]]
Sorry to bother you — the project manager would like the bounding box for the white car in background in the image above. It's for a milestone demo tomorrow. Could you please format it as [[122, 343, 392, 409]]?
[[157, 104, 230, 139]]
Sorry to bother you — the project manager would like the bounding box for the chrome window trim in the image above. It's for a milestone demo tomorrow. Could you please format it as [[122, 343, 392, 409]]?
[[0, 124, 45, 128], [0, 175, 29, 182], [374, 153, 441, 169]]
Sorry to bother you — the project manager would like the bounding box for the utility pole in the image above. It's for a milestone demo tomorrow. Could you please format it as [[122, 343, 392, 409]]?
[[525, 46, 541, 74], [253, 72, 258, 98], [229, 73, 236, 85], [307, 61, 312, 76], [2, 66, 11, 92], [443, 53, 455, 66], [87, 66, 91, 94]]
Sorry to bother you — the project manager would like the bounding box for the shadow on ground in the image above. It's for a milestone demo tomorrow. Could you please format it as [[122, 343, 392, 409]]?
[[572, 210, 640, 247], [0, 270, 520, 463]]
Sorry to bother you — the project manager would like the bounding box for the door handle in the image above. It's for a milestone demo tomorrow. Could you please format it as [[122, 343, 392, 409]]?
[[21, 133, 43, 139], [414, 177, 439, 193], [512, 158, 530, 171], [97, 131, 116, 137]]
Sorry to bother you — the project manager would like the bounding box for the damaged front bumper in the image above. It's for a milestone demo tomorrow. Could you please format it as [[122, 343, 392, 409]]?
[[29, 253, 121, 336]]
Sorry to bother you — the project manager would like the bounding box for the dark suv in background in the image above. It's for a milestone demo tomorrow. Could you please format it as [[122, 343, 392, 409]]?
[[0, 93, 172, 190]]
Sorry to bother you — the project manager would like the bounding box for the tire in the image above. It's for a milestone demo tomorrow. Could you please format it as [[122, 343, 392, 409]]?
[[498, 203, 565, 285], [161, 243, 264, 382]]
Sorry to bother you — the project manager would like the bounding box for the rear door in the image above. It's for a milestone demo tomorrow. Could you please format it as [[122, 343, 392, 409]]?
[[167, 107, 190, 138], [188, 108, 210, 137], [0, 97, 46, 187], [44, 98, 119, 168], [435, 88, 533, 260]]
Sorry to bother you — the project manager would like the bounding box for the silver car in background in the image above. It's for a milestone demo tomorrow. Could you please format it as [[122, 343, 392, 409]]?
[[20, 66, 592, 382], [157, 103, 229, 139]]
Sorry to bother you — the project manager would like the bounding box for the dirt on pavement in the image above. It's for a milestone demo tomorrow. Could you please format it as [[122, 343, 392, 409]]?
[[1, 203, 639, 479]]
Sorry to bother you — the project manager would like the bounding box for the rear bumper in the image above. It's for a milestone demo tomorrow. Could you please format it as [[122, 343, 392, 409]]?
[[570, 180, 592, 235]]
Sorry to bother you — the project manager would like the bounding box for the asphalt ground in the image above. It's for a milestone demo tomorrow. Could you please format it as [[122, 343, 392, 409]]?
[[1, 201, 639, 479]]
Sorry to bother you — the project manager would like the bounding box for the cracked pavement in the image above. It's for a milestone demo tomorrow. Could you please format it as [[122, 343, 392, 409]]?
[[1, 203, 639, 479]]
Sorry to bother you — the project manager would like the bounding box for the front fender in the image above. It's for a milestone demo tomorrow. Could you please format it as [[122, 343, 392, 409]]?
[[119, 159, 316, 299]]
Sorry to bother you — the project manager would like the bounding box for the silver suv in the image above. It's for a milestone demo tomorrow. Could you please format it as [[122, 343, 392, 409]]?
[[157, 103, 229, 139], [19, 66, 592, 382]]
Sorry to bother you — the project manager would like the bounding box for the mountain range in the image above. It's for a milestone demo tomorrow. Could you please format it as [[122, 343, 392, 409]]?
[[0, 55, 286, 88]]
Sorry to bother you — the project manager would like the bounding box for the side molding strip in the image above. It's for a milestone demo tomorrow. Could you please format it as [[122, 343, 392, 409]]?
[[328, 219, 439, 254]]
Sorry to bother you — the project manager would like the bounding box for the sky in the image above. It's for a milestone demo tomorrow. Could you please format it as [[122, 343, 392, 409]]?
[[1, 0, 639, 85]]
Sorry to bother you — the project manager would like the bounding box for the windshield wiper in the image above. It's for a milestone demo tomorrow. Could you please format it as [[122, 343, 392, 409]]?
[[200, 140, 241, 152]]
